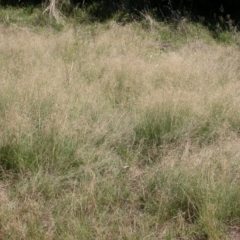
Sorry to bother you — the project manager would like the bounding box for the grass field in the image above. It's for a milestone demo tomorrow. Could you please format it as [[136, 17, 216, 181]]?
[[0, 9, 240, 239]]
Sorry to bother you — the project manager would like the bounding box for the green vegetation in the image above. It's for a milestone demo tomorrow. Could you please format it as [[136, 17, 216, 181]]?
[[0, 6, 239, 239]]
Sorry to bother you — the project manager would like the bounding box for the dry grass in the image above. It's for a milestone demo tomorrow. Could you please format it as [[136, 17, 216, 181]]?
[[0, 20, 240, 239]]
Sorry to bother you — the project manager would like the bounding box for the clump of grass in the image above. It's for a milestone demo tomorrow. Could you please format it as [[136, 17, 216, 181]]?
[[134, 104, 189, 147], [0, 7, 38, 26], [139, 157, 240, 239], [133, 99, 235, 155]]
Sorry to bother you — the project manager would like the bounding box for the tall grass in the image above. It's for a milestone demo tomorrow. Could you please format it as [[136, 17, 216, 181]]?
[[0, 14, 240, 239]]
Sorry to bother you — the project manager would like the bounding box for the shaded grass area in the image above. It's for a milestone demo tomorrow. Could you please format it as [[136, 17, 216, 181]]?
[[0, 6, 240, 45], [0, 15, 240, 239]]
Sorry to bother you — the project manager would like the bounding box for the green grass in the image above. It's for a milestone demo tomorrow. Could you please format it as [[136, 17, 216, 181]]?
[[134, 105, 189, 146]]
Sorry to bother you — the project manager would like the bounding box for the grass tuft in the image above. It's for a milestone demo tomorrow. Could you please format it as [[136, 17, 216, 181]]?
[[134, 105, 189, 147]]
